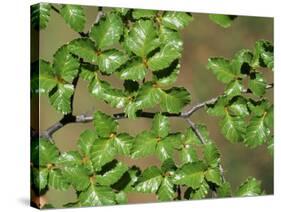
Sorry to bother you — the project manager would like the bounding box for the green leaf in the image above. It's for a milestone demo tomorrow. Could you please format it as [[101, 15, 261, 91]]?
[[78, 129, 98, 156], [33, 168, 49, 191], [244, 115, 270, 148], [232, 49, 253, 73], [96, 161, 128, 186], [115, 191, 128, 204], [153, 61, 180, 86], [114, 8, 129, 16], [209, 14, 237, 28], [91, 138, 117, 169], [157, 177, 176, 201], [156, 135, 177, 162], [203, 143, 220, 168], [132, 9, 157, 19], [68, 38, 97, 63], [152, 113, 170, 138], [264, 105, 273, 129], [113, 133, 133, 156], [53, 46, 80, 83], [60, 5, 86, 32], [135, 166, 163, 193], [247, 99, 270, 116], [56, 151, 81, 167], [236, 177, 262, 197], [89, 75, 129, 108], [79, 64, 96, 81], [159, 26, 183, 51], [207, 58, 238, 84], [119, 58, 147, 81], [124, 19, 160, 58], [79, 184, 116, 206], [159, 87, 191, 113], [217, 182, 232, 197], [173, 161, 206, 189], [179, 146, 198, 164], [205, 168, 222, 186], [38, 60, 57, 94], [97, 49, 128, 74], [220, 111, 246, 143], [225, 80, 243, 97], [132, 131, 157, 158], [90, 13, 123, 50], [162, 12, 193, 30], [148, 44, 181, 71], [253, 40, 274, 69], [206, 96, 228, 117], [62, 166, 90, 191], [248, 72, 267, 96], [93, 111, 118, 137], [228, 96, 249, 117], [49, 83, 74, 114], [182, 126, 205, 145], [31, 3, 51, 30], [48, 169, 70, 191], [184, 180, 209, 200], [39, 138, 59, 166]]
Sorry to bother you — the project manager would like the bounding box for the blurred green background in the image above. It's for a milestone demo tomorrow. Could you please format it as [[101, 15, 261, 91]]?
[[31, 4, 273, 207]]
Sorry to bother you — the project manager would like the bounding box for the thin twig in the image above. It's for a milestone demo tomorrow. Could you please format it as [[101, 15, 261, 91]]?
[[95, 7, 104, 24]]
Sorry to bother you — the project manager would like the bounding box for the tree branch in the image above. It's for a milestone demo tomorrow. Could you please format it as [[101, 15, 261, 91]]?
[[40, 83, 273, 139], [95, 7, 104, 24]]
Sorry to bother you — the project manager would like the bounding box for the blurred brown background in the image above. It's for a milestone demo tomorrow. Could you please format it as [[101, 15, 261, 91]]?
[[31, 4, 273, 207]]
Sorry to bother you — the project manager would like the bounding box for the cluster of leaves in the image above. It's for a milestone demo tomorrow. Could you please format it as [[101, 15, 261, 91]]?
[[206, 40, 273, 152], [31, 111, 263, 207], [30, 3, 273, 208]]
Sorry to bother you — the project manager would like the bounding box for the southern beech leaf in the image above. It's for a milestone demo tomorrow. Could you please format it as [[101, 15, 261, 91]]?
[[91, 138, 117, 169], [220, 111, 246, 143], [228, 96, 249, 117], [68, 38, 97, 63], [236, 177, 262, 197], [253, 40, 274, 69], [56, 151, 82, 167], [157, 177, 176, 201], [217, 182, 232, 197], [248, 72, 267, 96], [159, 87, 191, 113], [153, 61, 180, 86], [132, 9, 157, 19], [53, 46, 80, 83], [119, 58, 147, 81], [31, 3, 51, 30], [89, 74, 129, 108], [90, 13, 123, 50], [96, 161, 128, 186], [113, 133, 133, 156], [134, 166, 163, 193], [48, 169, 70, 191], [60, 5, 86, 32], [184, 180, 209, 200], [156, 135, 177, 162], [225, 80, 243, 97], [115, 191, 128, 204], [93, 111, 118, 137], [152, 113, 170, 138], [180, 146, 198, 164], [78, 129, 98, 156], [132, 131, 157, 158], [124, 19, 160, 58], [62, 166, 90, 191], [147, 44, 181, 71], [244, 115, 270, 148], [205, 168, 222, 186], [39, 138, 59, 166], [79, 184, 116, 206], [207, 57, 239, 84], [206, 96, 228, 117], [173, 161, 206, 189], [49, 83, 74, 114], [33, 168, 49, 191], [209, 14, 237, 28], [203, 143, 220, 168], [159, 26, 183, 51], [162, 11, 193, 30], [97, 49, 128, 74], [38, 60, 57, 94]]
